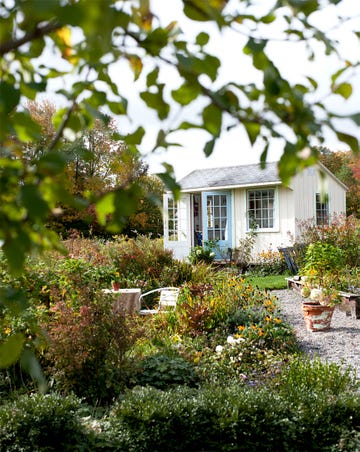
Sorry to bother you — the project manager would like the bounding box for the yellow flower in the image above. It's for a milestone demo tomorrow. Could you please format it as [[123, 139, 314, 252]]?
[[4, 327, 11, 335], [237, 325, 245, 331]]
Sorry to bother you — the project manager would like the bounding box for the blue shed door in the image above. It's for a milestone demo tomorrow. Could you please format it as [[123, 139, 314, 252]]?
[[202, 191, 232, 258]]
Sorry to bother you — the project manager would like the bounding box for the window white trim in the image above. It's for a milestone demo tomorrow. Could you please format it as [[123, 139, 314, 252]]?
[[245, 187, 279, 232], [315, 192, 330, 226]]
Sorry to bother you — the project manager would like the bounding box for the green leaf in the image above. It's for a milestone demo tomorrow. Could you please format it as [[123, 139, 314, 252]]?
[[244, 121, 261, 145], [183, 0, 226, 26], [20, 349, 47, 393], [140, 86, 170, 120], [306, 76, 318, 89], [96, 192, 115, 226], [260, 143, 269, 168], [177, 121, 202, 131], [0, 287, 28, 315], [335, 132, 359, 154], [202, 103, 222, 136], [171, 82, 201, 105], [260, 13, 276, 24], [0, 82, 20, 115], [177, 53, 220, 82], [204, 138, 216, 157], [264, 66, 281, 95], [146, 67, 159, 87], [28, 37, 46, 58], [86, 90, 107, 107], [196, 31, 209, 46], [157, 164, 181, 200], [333, 82, 352, 99], [105, 185, 143, 232], [12, 112, 42, 142], [37, 152, 67, 176], [20, 81, 47, 100], [141, 28, 169, 55], [349, 113, 360, 126], [21, 184, 50, 221], [125, 126, 145, 145], [243, 38, 266, 55], [3, 231, 30, 275], [278, 143, 299, 186], [0, 333, 25, 369], [108, 100, 128, 115]]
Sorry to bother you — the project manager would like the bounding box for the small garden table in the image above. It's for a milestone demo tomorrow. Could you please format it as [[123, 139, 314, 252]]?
[[102, 288, 141, 314]]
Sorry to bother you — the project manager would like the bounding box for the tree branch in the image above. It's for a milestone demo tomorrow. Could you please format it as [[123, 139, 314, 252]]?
[[0, 21, 61, 56]]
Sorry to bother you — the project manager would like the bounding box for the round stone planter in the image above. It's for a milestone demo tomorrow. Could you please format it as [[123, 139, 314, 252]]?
[[302, 302, 335, 332]]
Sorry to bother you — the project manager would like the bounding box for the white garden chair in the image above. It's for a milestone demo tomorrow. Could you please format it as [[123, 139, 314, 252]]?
[[139, 287, 180, 315]]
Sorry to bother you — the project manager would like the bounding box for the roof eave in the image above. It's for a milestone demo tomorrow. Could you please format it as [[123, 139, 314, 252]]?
[[180, 180, 283, 193]]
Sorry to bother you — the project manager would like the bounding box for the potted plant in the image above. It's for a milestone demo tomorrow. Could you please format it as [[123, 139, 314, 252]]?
[[299, 242, 344, 332]]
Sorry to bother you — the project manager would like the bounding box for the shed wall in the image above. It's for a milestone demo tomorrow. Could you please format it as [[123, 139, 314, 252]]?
[[232, 186, 295, 255]]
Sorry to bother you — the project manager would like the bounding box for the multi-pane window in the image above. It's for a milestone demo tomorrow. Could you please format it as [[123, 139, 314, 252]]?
[[315, 193, 329, 226], [167, 197, 178, 241], [206, 194, 228, 241], [247, 189, 275, 230]]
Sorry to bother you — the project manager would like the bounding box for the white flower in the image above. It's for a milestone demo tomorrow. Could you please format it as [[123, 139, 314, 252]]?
[[215, 345, 223, 353], [227, 335, 245, 345]]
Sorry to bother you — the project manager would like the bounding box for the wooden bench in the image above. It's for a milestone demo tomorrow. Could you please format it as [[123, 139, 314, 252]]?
[[286, 277, 360, 319]]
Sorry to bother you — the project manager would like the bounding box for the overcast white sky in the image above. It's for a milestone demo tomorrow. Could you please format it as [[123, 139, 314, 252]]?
[[42, 0, 360, 180]]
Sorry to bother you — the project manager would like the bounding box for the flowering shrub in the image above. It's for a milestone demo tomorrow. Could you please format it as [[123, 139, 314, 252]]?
[[42, 295, 143, 403], [188, 244, 216, 264], [299, 241, 346, 303], [297, 214, 360, 267], [251, 248, 287, 276]]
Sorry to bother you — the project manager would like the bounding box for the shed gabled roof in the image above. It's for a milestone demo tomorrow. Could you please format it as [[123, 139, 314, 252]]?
[[178, 161, 281, 191]]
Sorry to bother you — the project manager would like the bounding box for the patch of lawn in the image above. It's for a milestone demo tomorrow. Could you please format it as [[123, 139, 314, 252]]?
[[245, 274, 289, 291]]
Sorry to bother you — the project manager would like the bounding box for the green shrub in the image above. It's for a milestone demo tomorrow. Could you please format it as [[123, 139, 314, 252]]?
[[297, 214, 360, 268], [109, 381, 360, 451], [188, 243, 216, 264], [132, 353, 199, 390], [274, 355, 359, 400], [0, 393, 88, 451], [251, 248, 288, 276]]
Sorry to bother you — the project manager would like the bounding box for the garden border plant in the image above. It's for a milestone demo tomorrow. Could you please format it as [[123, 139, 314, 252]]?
[[0, 236, 359, 450]]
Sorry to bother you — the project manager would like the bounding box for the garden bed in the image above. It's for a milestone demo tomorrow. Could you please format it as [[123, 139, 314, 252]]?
[[286, 277, 360, 319]]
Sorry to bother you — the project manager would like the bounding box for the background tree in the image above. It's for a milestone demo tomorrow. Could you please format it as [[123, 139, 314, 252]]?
[[25, 101, 164, 237], [319, 147, 360, 217]]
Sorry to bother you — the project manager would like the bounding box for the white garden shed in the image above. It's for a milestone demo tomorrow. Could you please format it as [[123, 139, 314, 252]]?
[[163, 161, 347, 261]]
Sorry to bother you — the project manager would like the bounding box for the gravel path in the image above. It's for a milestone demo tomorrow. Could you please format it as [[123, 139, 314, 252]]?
[[273, 289, 360, 379]]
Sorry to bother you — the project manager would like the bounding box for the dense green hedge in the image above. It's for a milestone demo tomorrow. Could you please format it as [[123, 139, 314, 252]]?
[[109, 384, 360, 451], [0, 365, 359, 451], [0, 393, 89, 451]]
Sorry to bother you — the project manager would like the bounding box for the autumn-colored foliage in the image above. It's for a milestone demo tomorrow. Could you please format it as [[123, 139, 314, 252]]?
[[320, 148, 360, 217]]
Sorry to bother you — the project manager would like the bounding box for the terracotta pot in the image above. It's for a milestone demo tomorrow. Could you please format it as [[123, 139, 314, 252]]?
[[302, 302, 335, 332], [112, 281, 120, 291]]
